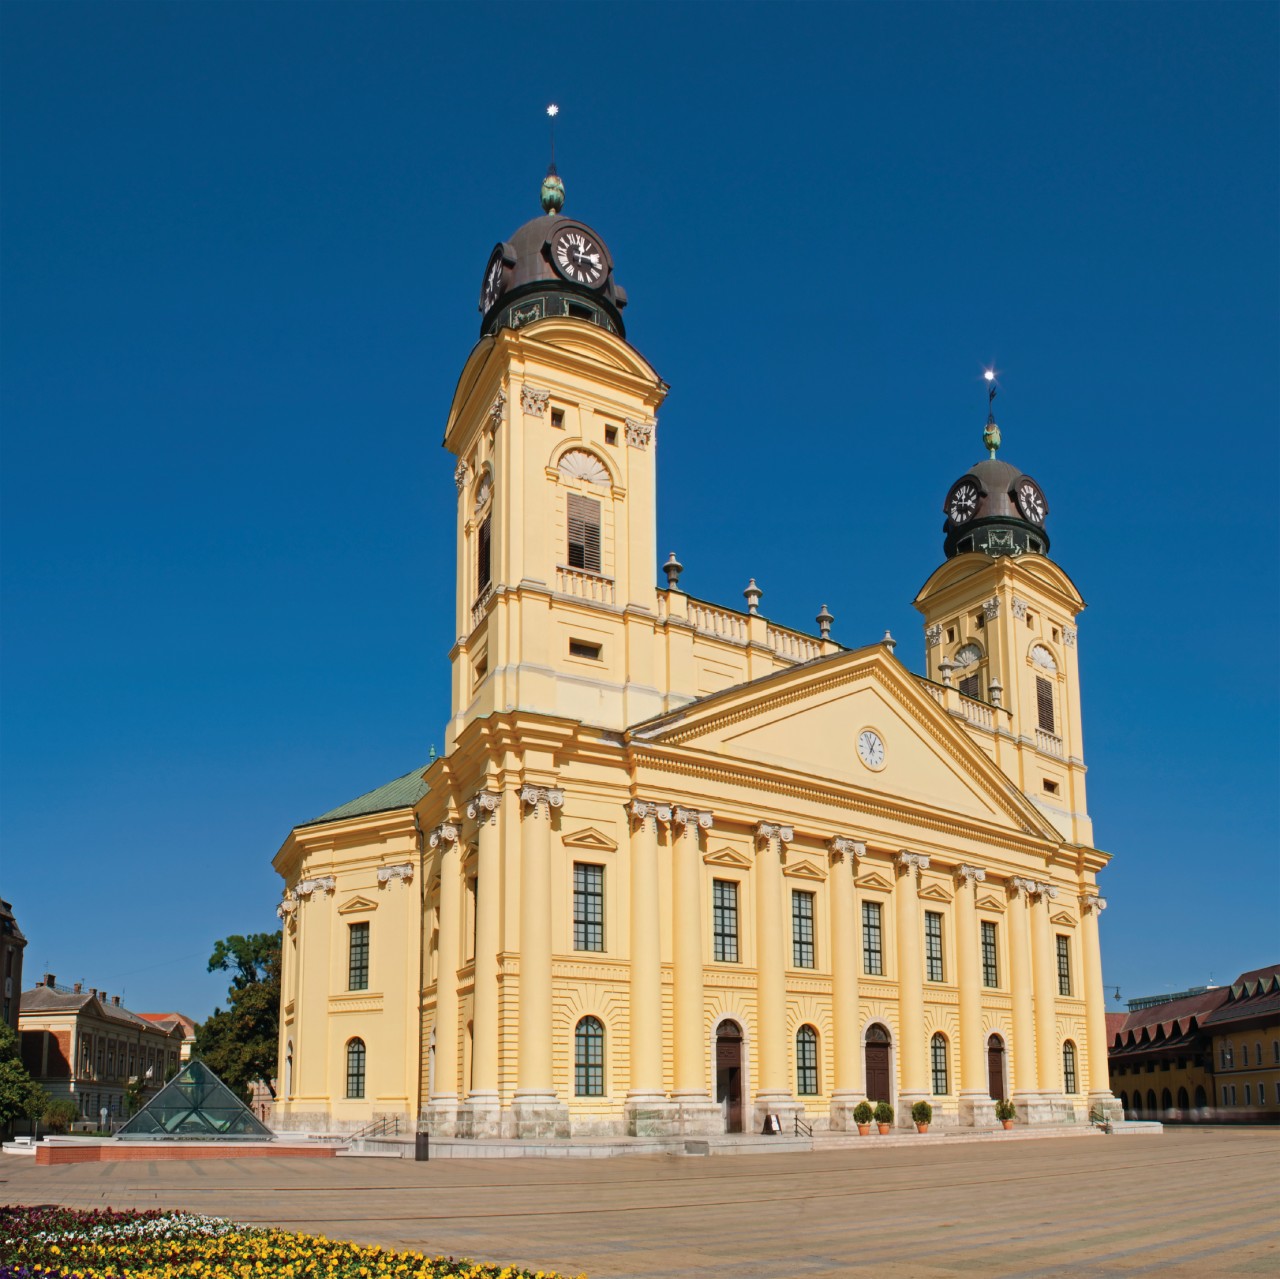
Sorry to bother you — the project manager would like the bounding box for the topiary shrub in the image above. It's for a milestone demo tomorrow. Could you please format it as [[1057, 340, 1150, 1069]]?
[[995, 1098, 1017, 1122], [911, 1100, 933, 1126], [852, 1100, 874, 1125], [873, 1100, 894, 1125]]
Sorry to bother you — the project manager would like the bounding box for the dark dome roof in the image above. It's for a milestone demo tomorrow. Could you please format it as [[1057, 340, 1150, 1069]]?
[[942, 451, 1051, 560]]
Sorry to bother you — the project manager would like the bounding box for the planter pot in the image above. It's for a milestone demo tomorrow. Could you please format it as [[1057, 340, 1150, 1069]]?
[[916, 1123, 929, 1134], [856, 1123, 870, 1136], [876, 1123, 891, 1135], [1001, 1119, 1014, 1130]]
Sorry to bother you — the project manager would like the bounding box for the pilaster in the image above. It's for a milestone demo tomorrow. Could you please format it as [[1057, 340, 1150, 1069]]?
[[894, 851, 930, 1125], [424, 822, 461, 1137], [827, 837, 864, 1130], [954, 864, 995, 1127], [1081, 893, 1123, 1122]]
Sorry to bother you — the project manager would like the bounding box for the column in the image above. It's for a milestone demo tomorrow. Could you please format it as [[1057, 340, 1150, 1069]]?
[[955, 864, 994, 1126], [670, 807, 718, 1132], [894, 851, 930, 1124], [753, 822, 799, 1129], [426, 823, 461, 1134], [1007, 878, 1041, 1115], [626, 799, 674, 1133], [1080, 893, 1121, 1120], [1030, 880, 1061, 1101], [462, 790, 502, 1137], [511, 784, 569, 1138], [827, 837, 863, 1129]]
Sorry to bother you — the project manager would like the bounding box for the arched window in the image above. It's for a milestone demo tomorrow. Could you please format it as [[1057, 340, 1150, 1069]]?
[[796, 1025, 819, 1095], [1176, 1086, 1189, 1112], [1119, 1090, 1129, 1115], [1161, 1087, 1172, 1113], [1146, 1088, 1157, 1115], [345, 1038, 366, 1100], [575, 1017, 604, 1097], [1062, 1040, 1078, 1094], [930, 1033, 949, 1095]]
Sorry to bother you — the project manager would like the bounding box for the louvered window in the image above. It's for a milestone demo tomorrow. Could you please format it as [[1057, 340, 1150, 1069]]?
[[476, 514, 492, 592], [1036, 676, 1055, 733], [959, 673, 981, 699], [567, 493, 601, 573]]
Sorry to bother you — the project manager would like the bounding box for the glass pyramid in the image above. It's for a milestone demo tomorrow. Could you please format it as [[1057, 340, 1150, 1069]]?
[[116, 1059, 274, 1141]]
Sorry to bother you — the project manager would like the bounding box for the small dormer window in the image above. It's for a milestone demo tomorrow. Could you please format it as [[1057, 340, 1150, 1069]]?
[[551, 408, 565, 429], [604, 425, 618, 446]]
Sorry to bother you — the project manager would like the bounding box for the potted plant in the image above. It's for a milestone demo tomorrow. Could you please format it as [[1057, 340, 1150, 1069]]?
[[852, 1101, 873, 1136], [873, 1100, 893, 1135], [995, 1098, 1016, 1130], [911, 1100, 933, 1133]]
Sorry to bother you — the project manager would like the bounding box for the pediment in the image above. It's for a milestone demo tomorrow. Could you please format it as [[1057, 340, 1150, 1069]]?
[[704, 846, 753, 869], [783, 859, 827, 882], [338, 895, 379, 915], [856, 870, 895, 893], [562, 826, 618, 852], [919, 881, 954, 903], [631, 647, 1062, 845], [1050, 910, 1077, 927], [976, 892, 1007, 913]]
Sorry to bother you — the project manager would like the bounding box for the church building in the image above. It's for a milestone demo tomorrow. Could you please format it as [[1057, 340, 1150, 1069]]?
[[271, 168, 1121, 1137]]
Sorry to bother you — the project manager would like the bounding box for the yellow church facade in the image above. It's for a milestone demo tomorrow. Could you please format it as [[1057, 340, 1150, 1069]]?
[[271, 171, 1121, 1137]]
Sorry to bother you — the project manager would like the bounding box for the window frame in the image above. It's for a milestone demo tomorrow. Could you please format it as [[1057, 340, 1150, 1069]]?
[[476, 513, 492, 594], [924, 910, 945, 982], [791, 890, 815, 969], [981, 919, 999, 988], [348, 921, 370, 992], [345, 1038, 366, 1100], [572, 862, 605, 953], [566, 492, 602, 574], [862, 899, 884, 976], [930, 1032, 949, 1095], [1056, 934, 1072, 997], [1063, 1040, 1078, 1094], [1036, 674, 1056, 733], [712, 878, 739, 963], [796, 1025, 819, 1096], [574, 1016, 605, 1097]]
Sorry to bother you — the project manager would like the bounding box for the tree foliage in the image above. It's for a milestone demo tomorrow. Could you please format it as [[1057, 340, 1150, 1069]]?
[[194, 931, 281, 1103], [0, 1021, 47, 1132]]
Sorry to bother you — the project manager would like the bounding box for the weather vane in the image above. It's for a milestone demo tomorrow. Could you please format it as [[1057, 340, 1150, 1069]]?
[[541, 105, 565, 213], [547, 103, 559, 172], [983, 368, 1001, 458]]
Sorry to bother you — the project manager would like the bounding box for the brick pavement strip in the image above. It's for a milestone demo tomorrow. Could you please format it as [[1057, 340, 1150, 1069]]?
[[1, 1129, 1276, 1278]]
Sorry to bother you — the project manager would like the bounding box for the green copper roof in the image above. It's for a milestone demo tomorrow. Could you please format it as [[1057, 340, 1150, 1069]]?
[[302, 764, 430, 828]]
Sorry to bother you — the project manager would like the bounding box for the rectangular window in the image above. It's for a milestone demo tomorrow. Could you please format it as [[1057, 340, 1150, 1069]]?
[[476, 514, 492, 592], [792, 891, 815, 969], [862, 901, 883, 976], [1241, 1044, 1249, 1067], [1244, 1083, 1251, 1105], [925, 911, 944, 982], [1036, 675, 1055, 733], [981, 920, 999, 987], [569, 639, 602, 660], [348, 922, 369, 991], [712, 879, 739, 963], [573, 863, 604, 952], [567, 493, 602, 573], [1056, 934, 1072, 996], [551, 408, 565, 429], [959, 673, 981, 699]]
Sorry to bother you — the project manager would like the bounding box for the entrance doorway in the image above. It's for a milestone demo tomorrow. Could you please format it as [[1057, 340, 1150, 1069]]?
[[716, 1021, 744, 1133], [864, 1024, 892, 1104], [987, 1034, 1006, 1100]]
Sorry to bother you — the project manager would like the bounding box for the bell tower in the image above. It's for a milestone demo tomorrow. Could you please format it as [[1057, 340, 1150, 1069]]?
[[442, 172, 668, 752], [914, 389, 1092, 846]]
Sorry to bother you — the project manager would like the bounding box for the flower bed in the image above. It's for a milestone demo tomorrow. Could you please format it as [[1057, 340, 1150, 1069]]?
[[0, 1206, 584, 1279]]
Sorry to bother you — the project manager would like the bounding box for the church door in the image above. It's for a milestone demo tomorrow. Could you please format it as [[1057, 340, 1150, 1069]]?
[[864, 1024, 892, 1104], [987, 1034, 1006, 1099], [716, 1021, 744, 1133]]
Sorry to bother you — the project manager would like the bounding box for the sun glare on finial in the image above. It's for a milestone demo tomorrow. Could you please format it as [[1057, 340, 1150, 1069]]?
[[984, 368, 995, 382], [547, 103, 559, 117]]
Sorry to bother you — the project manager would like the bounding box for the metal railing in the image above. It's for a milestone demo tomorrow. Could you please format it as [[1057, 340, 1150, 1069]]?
[[794, 1114, 813, 1138], [348, 1114, 401, 1141]]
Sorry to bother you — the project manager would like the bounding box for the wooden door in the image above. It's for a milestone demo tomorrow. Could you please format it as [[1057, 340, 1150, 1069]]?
[[864, 1025, 891, 1103], [987, 1035, 1006, 1099], [716, 1022, 744, 1133]]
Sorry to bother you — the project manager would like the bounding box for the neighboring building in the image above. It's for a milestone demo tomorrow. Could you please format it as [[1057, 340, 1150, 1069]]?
[[18, 975, 186, 1124], [248, 1078, 276, 1126], [272, 168, 1121, 1138], [1107, 963, 1279, 1123], [1, 898, 25, 1032], [137, 1011, 198, 1062]]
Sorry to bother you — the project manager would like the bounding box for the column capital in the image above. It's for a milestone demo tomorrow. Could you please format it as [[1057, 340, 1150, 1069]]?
[[955, 864, 986, 885], [519, 785, 564, 816], [895, 850, 930, 877], [755, 821, 793, 847], [628, 798, 672, 830], [429, 823, 460, 849], [295, 875, 336, 898], [673, 806, 714, 832], [466, 791, 501, 824], [376, 862, 415, 884], [1080, 892, 1107, 915], [827, 836, 865, 865], [1010, 875, 1057, 900]]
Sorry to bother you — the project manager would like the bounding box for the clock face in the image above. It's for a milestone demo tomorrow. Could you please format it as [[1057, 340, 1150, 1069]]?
[[857, 729, 885, 769], [550, 226, 607, 287], [947, 479, 981, 525], [479, 246, 506, 313], [1014, 478, 1047, 525]]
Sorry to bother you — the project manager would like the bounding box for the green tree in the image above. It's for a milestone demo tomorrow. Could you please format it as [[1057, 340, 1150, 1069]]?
[[0, 1021, 46, 1134], [194, 931, 281, 1103], [41, 1096, 80, 1133]]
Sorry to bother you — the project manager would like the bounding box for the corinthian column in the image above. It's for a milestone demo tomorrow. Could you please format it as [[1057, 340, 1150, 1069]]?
[[1008, 877, 1041, 1118], [426, 822, 461, 1135], [1080, 893, 1121, 1121], [894, 851, 930, 1125], [462, 790, 502, 1137], [955, 864, 994, 1127], [828, 837, 863, 1130], [1030, 880, 1061, 1102], [511, 784, 569, 1138], [626, 799, 674, 1133], [753, 822, 799, 1131]]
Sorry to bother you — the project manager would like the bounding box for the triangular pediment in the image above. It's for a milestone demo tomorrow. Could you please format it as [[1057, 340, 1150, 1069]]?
[[856, 870, 895, 893], [919, 881, 954, 903], [976, 891, 1007, 913], [783, 859, 827, 882], [1050, 909, 1077, 926], [562, 826, 619, 852], [630, 647, 1063, 846], [704, 846, 753, 869], [338, 895, 379, 915]]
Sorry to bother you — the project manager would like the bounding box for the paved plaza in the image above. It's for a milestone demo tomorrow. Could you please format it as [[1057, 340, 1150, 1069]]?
[[2, 1128, 1276, 1278]]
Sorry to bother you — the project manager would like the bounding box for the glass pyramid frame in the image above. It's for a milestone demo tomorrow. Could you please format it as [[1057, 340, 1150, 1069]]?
[[116, 1059, 274, 1141]]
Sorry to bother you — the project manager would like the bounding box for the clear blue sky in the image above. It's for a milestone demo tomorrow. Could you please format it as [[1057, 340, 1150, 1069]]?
[[2, 2, 1276, 1021]]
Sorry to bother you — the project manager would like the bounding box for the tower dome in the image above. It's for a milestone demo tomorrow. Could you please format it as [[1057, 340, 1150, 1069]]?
[[475, 170, 628, 339]]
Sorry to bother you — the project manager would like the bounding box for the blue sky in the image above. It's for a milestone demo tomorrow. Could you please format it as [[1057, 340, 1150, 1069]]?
[[2, 2, 1276, 1020]]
